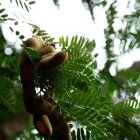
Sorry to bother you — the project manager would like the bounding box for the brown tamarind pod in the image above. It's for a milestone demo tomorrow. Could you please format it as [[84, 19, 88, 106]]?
[[25, 37, 56, 55], [38, 51, 68, 70], [20, 38, 57, 114], [32, 98, 56, 115], [49, 109, 72, 140], [25, 36, 44, 50], [20, 36, 71, 140], [20, 51, 36, 114], [33, 115, 52, 138], [38, 44, 56, 55], [22, 98, 56, 115], [43, 91, 57, 106], [20, 36, 45, 114]]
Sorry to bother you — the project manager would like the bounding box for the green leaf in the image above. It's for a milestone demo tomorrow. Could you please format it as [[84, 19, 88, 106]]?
[[72, 130, 76, 140], [23, 46, 41, 64], [81, 127, 86, 140], [19, 35, 25, 39], [15, 0, 19, 6], [29, 1, 35, 5], [9, 27, 13, 32], [24, 3, 29, 12], [16, 31, 20, 35], [1, 14, 8, 18], [32, 25, 54, 43], [19, 0, 24, 9], [0, 8, 5, 13]]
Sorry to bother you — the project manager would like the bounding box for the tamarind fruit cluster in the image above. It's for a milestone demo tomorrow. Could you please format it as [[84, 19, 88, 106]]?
[[20, 36, 72, 140]]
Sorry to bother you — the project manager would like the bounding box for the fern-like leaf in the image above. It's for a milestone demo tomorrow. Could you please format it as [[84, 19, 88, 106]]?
[[0, 7, 8, 21], [23, 45, 41, 65], [26, 35, 140, 139], [32, 25, 55, 44]]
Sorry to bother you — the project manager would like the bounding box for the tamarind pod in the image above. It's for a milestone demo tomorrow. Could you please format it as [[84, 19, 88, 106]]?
[[49, 109, 72, 140], [38, 51, 68, 70], [32, 98, 56, 115], [56, 121, 72, 140], [20, 51, 36, 114], [20, 37, 57, 114], [25, 37, 56, 55], [38, 44, 56, 55], [33, 100, 71, 139], [25, 36, 44, 50], [33, 114, 52, 138], [20, 36, 71, 140], [20, 36, 43, 113], [21, 37, 57, 112], [20, 36, 46, 114]]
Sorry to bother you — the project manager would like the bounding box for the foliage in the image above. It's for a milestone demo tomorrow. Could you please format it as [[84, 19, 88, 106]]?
[[32, 24, 55, 43], [0, 7, 8, 21], [52, 0, 60, 8], [10, 0, 35, 12], [26, 35, 140, 140], [0, 0, 140, 140]]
